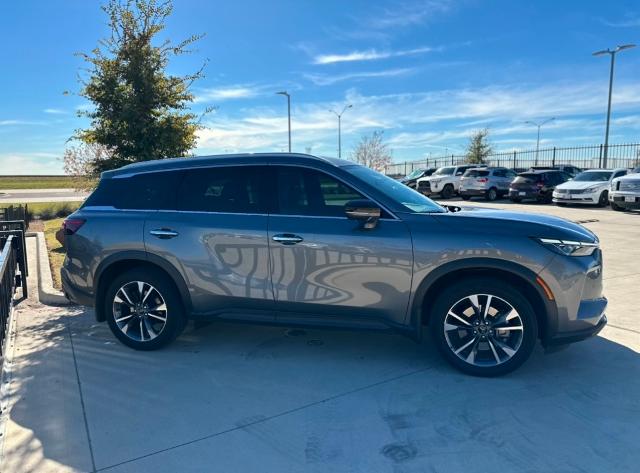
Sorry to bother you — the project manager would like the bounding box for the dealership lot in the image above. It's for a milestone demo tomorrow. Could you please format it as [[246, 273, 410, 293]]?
[[3, 201, 639, 473]]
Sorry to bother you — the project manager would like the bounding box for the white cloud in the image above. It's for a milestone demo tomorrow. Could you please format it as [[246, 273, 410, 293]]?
[[43, 108, 68, 115], [313, 46, 436, 65], [367, 0, 452, 29], [304, 68, 415, 86], [194, 86, 260, 103], [601, 14, 640, 27]]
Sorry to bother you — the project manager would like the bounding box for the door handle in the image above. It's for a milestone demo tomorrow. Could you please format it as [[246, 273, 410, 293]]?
[[272, 234, 303, 245], [149, 228, 179, 239]]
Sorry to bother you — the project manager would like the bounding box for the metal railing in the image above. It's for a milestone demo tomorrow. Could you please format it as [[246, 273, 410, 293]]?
[[385, 143, 640, 176], [0, 233, 26, 360], [0, 204, 29, 228]]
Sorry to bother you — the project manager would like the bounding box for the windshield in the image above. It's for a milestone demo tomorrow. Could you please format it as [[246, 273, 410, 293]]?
[[433, 166, 455, 176], [346, 165, 446, 213], [405, 169, 424, 179], [572, 171, 612, 182]]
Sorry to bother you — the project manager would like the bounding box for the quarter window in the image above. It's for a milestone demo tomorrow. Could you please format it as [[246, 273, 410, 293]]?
[[178, 166, 271, 214], [276, 167, 365, 217]]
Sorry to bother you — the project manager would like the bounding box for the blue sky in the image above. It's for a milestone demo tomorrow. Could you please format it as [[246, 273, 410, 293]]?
[[1, 0, 639, 174]]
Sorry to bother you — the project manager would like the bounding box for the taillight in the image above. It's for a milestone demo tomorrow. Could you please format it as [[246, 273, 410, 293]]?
[[62, 218, 86, 235], [477, 178, 488, 183]]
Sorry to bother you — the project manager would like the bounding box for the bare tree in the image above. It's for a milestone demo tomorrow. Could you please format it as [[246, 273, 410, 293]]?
[[350, 131, 392, 171], [63, 143, 113, 191]]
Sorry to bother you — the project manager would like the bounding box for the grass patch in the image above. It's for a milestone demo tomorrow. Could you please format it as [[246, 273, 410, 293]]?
[[44, 218, 65, 290], [1, 201, 83, 220], [0, 175, 76, 189]]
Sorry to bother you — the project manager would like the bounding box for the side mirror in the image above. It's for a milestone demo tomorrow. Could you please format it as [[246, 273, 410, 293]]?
[[345, 199, 381, 229]]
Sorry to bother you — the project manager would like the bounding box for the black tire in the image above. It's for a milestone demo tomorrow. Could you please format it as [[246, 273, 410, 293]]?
[[485, 187, 498, 201], [597, 191, 608, 207], [441, 184, 454, 199], [104, 267, 186, 350], [556, 202, 567, 207], [430, 278, 538, 377], [610, 201, 625, 212], [461, 195, 471, 201]]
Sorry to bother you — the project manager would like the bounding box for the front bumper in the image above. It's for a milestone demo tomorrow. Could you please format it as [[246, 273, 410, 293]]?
[[610, 192, 640, 209], [545, 313, 607, 346], [552, 191, 599, 205]]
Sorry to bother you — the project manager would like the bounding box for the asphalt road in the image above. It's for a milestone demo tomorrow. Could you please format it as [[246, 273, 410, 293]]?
[[2, 200, 639, 473], [0, 188, 88, 203]]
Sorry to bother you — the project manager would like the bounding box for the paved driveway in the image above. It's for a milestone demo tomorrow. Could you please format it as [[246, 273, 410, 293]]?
[[2, 201, 639, 473]]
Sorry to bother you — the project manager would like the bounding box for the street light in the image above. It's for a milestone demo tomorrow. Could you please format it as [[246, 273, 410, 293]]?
[[525, 117, 555, 165], [328, 104, 352, 158], [593, 44, 636, 168], [276, 91, 291, 152]]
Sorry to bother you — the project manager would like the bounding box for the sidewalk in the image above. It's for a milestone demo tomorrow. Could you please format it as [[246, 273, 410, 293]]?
[[1, 211, 639, 473]]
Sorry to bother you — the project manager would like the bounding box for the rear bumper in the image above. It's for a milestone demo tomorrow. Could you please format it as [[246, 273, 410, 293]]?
[[508, 189, 543, 200], [61, 267, 94, 307], [459, 189, 487, 197]]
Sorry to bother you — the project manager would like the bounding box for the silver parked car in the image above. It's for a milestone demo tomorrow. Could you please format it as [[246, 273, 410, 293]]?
[[459, 167, 518, 201], [61, 153, 607, 376]]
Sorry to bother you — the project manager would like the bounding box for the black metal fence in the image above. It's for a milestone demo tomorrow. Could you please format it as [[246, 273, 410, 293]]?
[[0, 204, 29, 229], [385, 143, 640, 177]]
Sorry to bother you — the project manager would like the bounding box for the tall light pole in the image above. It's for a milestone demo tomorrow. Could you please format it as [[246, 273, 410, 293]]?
[[593, 44, 636, 168], [525, 117, 555, 165], [328, 104, 352, 158], [276, 91, 291, 152]]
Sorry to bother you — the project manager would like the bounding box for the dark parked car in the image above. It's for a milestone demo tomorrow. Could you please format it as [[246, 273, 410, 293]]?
[[509, 170, 571, 203], [61, 153, 607, 376], [529, 165, 582, 177], [400, 168, 436, 189]]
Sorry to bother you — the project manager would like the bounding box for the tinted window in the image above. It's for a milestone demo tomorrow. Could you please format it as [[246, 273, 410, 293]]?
[[493, 169, 506, 177], [613, 170, 627, 178], [83, 171, 180, 210], [433, 167, 455, 176], [276, 167, 364, 217], [178, 166, 271, 214], [464, 170, 489, 177], [513, 173, 540, 184]]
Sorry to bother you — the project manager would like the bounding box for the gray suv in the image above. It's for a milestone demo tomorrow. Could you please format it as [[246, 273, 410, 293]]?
[[61, 154, 607, 376]]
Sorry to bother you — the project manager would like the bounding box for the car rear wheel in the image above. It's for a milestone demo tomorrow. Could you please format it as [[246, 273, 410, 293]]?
[[105, 267, 186, 350], [430, 278, 538, 376], [441, 184, 454, 199], [610, 201, 625, 211], [485, 187, 498, 201]]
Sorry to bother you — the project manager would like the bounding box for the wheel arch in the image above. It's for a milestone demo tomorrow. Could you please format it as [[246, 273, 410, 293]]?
[[409, 258, 557, 342], [94, 251, 192, 322]]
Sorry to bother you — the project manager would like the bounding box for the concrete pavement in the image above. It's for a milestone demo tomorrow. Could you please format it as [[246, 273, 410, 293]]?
[[1, 202, 639, 473]]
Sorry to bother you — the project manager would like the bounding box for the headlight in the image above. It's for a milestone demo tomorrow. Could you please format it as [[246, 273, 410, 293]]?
[[584, 185, 600, 193], [535, 237, 599, 256]]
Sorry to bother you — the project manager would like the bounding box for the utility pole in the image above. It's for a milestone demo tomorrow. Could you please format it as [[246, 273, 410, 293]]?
[[329, 104, 352, 158], [276, 91, 291, 152], [593, 44, 636, 168]]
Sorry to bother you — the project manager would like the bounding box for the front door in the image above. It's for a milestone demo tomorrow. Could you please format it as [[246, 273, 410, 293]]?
[[268, 166, 414, 327]]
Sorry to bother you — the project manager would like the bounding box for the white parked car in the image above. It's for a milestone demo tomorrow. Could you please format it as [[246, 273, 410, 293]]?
[[416, 164, 485, 199], [609, 167, 640, 211], [552, 168, 627, 207]]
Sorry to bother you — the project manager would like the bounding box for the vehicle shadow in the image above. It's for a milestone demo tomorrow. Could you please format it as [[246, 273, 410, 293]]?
[[6, 305, 640, 472]]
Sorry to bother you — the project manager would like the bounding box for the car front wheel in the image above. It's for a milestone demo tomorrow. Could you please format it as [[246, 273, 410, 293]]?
[[105, 267, 186, 350], [597, 191, 608, 207], [441, 184, 454, 199], [430, 278, 538, 376]]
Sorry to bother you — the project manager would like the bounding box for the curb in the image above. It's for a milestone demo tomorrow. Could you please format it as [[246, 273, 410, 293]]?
[[33, 232, 71, 306]]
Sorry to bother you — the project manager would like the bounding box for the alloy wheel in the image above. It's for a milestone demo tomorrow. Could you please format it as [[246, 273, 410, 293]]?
[[112, 281, 168, 342], [443, 293, 524, 367]]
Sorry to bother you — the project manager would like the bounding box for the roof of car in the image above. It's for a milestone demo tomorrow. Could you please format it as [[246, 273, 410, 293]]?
[[520, 169, 563, 174], [102, 153, 355, 178]]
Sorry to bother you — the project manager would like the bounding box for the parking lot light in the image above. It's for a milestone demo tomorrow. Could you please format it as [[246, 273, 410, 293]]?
[[276, 91, 291, 152], [592, 44, 636, 168], [329, 104, 352, 158], [525, 118, 555, 165]]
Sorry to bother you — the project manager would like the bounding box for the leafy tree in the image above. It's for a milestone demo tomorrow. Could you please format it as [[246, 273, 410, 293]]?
[[63, 143, 113, 190], [351, 131, 393, 171], [465, 128, 493, 164], [73, 0, 207, 174]]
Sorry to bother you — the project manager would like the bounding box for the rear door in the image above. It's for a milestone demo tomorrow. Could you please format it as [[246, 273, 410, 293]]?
[[144, 165, 276, 318], [268, 165, 413, 327]]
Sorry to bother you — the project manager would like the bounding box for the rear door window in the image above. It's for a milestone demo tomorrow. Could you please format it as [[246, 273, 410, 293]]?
[[177, 166, 273, 214]]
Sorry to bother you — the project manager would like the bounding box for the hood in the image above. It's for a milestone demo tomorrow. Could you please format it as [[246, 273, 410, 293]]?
[[555, 180, 607, 190], [423, 207, 597, 243], [614, 174, 640, 182]]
